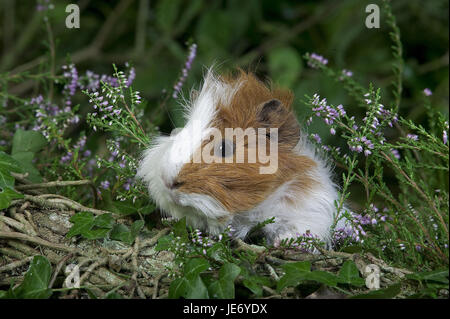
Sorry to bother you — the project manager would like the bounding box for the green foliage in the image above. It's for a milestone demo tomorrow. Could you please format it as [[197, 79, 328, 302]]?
[[350, 283, 401, 299], [109, 220, 145, 245], [208, 263, 241, 299], [277, 260, 365, 292], [67, 211, 114, 240], [67, 211, 144, 245], [0, 151, 24, 209], [0, 256, 53, 299], [169, 258, 210, 299]]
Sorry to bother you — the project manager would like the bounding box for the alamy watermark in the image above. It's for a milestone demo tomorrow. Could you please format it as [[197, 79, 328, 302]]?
[[65, 4, 80, 29], [365, 4, 380, 29]]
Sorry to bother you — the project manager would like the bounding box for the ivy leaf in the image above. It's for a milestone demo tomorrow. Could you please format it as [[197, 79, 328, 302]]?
[[208, 263, 241, 299], [406, 269, 449, 284], [0, 186, 24, 210], [306, 271, 339, 287], [350, 283, 401, 299], [169, 258, 210, 299], [277, 261, 311, 292], [184, 258, 210, 280], [111, 200, 138, 215], [104, 292, 124, 299], [67, 212, 114, 240], [137, 203, 156, 215], [11, 256, 53, 299], [67, 212, 96, 238], [337, 260, 365, 287], [0, 151, 22, 188], [11, 151, 42, 183], [169, 275, 209, 299], [110, 220, 145, 245], [11, 130, 47, 155], [277, 261, 342, 290], [242, 275, 272, 297]]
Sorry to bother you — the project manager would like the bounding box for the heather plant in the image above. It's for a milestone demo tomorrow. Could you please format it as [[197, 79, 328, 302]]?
[[0, 0, 448, 300]]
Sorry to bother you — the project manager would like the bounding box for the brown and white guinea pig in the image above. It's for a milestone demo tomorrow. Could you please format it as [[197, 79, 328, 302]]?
[[136, 69, 343, 246]]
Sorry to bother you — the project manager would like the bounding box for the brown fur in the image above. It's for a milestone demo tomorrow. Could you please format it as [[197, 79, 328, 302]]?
[[176, 71, 317, 213]]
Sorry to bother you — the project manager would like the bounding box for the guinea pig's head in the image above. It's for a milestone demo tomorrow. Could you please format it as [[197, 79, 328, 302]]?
[[136, 69, 317, 231]]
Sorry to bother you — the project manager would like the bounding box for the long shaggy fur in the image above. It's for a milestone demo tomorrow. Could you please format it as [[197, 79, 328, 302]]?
[[136, 69, 343, 245]]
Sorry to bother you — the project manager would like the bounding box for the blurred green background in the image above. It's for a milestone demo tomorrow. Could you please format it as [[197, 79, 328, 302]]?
[[1, 0, 448, 145]]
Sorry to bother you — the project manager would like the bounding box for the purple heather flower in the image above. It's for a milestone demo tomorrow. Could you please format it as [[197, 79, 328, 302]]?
[[100, 180, 110, 189], [423, 88, 432, 96], [173, 43, 197, 99], [83, 150, 92, 157], [391, 148, 400, 159], [60, 152, 73, 164], [126, 67, 136, 87], [339, 69, 353, 80], [311, 133, 321, 143], [307, 53, 328, 68], [443, 130, 448, 145], [406, 134, 419, 141]]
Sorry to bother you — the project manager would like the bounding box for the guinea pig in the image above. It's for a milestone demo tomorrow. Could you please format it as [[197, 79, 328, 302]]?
[[136, 69, 343, 246]]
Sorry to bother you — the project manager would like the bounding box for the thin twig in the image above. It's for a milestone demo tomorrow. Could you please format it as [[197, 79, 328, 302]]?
[[0, 231, 81, 254]]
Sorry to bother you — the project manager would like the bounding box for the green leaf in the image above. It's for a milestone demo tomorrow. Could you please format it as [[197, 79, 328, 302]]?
[[268, 46, 303, 88], [11, 151, 42, 183], [111, 200, 138, 215], [208, 263, 241, 299], [184, 258, 210, 280], [169, 275, 209, 299], [172, 217, 188, 241], [67, 212, 114, 240], [350, 283, 401, 299], [93, 213, 114, 229], [0, 186, 24, 210], [67, 211, 95, 238], [337, 260, 365, 287], [283, 261, 312, 273], [137, 203, 156, 215], [277, 262, 311, 291], [277, 261, 342, 290], [406, 269, 449, 284], [13, 256, 53, 299], [306, 271, 339, 287], [104, 292, 124, 299], [110, 220, 145, 245], [11, 130, 47, 155], [154, 234, 174, 251], [169, 258, 210, 299], [0, 151, 22, 188], [242, 275, 272, 297]]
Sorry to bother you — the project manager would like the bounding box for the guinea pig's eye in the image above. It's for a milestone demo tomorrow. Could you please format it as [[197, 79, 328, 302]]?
[[214, 139, 235, 158]]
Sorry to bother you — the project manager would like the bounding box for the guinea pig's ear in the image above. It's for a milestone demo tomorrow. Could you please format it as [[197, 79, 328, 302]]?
[[257, 99, 286, 124], [257, 98, 300, 145]]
